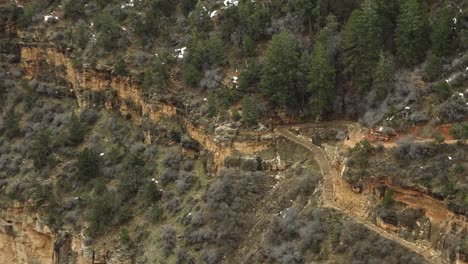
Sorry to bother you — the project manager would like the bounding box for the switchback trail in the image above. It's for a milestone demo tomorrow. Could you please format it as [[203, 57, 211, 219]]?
[[275, 126, 448, 264]]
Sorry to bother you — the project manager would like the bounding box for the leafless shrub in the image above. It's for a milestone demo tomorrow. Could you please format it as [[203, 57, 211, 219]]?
[[161, 225, 177, 256], [200, 248, 221, 264]]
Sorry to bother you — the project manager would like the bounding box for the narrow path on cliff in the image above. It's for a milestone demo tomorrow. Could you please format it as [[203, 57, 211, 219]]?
[[275, 126, 448, 264]]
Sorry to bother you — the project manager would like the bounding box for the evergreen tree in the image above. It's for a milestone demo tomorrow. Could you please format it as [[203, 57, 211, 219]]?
[[425, 53, 442, 82], [395, 0, 428, 65], [183, 32, 205, 86], [242, 35, 256, 57], [68, 113, 86, 146], [371, 51, 393, 101], [242, 96, 259, 127], [29, 129, 51, 169], [375, 0, 400, 49], [77, 148, 100, 182], [431, 3, 453, 57], [308, 43, 335, 118], [238, 1, 270, 41], [142, 57, 170, 93], [188, 3, 212, 34], [3, 108, 20, 139], [0, 81, 6, 103], [113, 55, 128, 76], [183, 63, 202, 87], [207, 35, 225, 66], [182, 0, 198, 16], [63, 0, 86, 19], [220, 5, 239, 41], [74, 20, 89, 50], [342, 1, 382, 92], [317, 15, 338, 49], [291, 0, 315, 32], [95, 10, 121, 51], [260, 32, 299, 106]]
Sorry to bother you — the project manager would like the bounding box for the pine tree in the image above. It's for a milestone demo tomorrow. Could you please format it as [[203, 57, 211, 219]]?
[[308, 42, 335, 118], [431, 3, 453, 57], [371, 51, 393, 101], [142, 57, 169, 93], [242, 96, 259, 127], [395, 0, 428, 65], [342, 1, 382, 92], [77, 148, 100, 182], [207, 34, 225, 66], [3, 108, 20, 139], [316, 15, 338, 48], [74, 20, 89, 50], [188, 3, 212, 34], [375, 0, 400, 49], [425, 53, 442, 82], [113, 55, 128, 76], [64, 0, 86, 19], [29, 129, 51, 169], [68, 113, 86, 146], [260, 32, 300, 106]]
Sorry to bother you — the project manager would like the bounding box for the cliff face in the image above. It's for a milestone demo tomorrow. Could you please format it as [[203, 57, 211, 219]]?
[[14, 44, 467, 264], [0, 202, 55, 264], [20, 45, 274, 171], [0, 202, 112, 264]]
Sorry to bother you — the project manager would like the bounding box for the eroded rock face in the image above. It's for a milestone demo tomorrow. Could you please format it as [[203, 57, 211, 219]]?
[[0, 202, 115, 264], [0, 202, 55, 264]]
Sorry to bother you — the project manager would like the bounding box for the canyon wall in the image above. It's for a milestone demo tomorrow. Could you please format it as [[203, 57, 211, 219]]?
[[0, 202, 55, 264], [0, 202, 105, 264], [20, 45, 274, 171]]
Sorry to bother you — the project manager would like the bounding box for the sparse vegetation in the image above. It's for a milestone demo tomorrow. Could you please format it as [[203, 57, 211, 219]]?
[[0, 0, 466, 262]]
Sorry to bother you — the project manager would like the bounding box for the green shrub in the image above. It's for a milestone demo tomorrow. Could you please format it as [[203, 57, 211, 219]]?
[[425, 54, 442, 81], [450, 122, 468, 140], [434, 81, 451, 102], [113, 55, 128, 76], [17, 4, 37, 29], [143, 182, 162, 206], [86, 190, 116, 236], [63, 0, 86, 19], [242, 96, 259, 127], [149, 206, 164, 223], [67, 113, 86, 146], [3, 108, 21, 139], [120, 227, 130, 244], [29, 129, 51, 169], [77, 148, 100, 182], [382, 189, 394, 207]]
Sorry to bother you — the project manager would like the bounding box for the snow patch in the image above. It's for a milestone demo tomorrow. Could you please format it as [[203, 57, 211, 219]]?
[[174, 47, 187, 59], [121, 0, 136, 9], [210, 10, 219, 18], [224, 0, 239, 7], [44, 15, 59, 22]]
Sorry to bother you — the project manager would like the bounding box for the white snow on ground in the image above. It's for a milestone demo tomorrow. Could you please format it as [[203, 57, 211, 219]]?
[[232, 76, 238, 83], [453, 17, 457, 24], [174, 47, 187, 59], [224, 0, 239, 7], [44, 15, 58, 22], [121, 0, 137, 9], [210, 10, 219, 18]]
